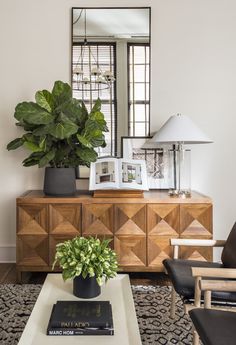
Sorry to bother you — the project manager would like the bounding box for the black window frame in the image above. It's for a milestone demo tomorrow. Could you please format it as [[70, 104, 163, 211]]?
[[127, 42, 151, 137]]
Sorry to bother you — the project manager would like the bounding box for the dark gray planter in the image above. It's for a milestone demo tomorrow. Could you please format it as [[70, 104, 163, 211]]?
[[73, 275, 101, 299], [43, 167, 76, 196]]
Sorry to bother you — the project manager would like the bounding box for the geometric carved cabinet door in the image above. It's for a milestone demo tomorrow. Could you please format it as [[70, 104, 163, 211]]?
[[82, 204, 113, 236], [49, 204, 81, 265], [114, 204, 146, 267], [179, 204, 213, 261], [49, 204, 81, 236], [147, 204, 179, 269], [17, 204, 48, 266]]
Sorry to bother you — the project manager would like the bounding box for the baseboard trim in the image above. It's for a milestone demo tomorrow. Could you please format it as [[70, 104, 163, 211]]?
[[0, 245, 16, 263]]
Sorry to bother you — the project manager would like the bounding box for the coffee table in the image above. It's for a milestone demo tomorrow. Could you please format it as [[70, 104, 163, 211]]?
[[18, 274, 142, 345]]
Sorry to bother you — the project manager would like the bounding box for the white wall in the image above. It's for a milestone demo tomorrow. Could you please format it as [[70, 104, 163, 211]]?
[[0, 0, 235, 261]]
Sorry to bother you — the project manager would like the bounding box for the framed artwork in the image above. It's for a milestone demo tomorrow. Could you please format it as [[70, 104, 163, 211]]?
[[121, 136, 171, 189]]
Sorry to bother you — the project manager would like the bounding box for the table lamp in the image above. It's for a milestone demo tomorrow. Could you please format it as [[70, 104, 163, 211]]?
[[147, 114, 213, 196]]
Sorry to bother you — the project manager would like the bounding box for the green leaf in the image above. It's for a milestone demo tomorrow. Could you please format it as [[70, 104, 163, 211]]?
[[7, 138, 24, 150], [91, 98, 102, 113], [82, 271, 87, 279], [14, 102, 54, 125], [76, 134, 92, 148], [22, 152, 44, 167], [89, 130, 105, 148], [32, 124, 53, 136], [23, 133, 36, 143], [23, 159, 38, 167], [76, 147, 97, 163], [81, 101, 89, 117], [52, 81, 72, 108], [48, 113, 78, 139], [62, 269, 74, 281], [54, 146, 71, 165], [90, 111, 108, 132], [39, 136, 46, 150], [57, 98, 85, 125], [23, 141, 42, 152], [38, 150, 56, 168], [35, 90, 54, 112], [85, 114, 108, 134], [16, 120, 38, 132]]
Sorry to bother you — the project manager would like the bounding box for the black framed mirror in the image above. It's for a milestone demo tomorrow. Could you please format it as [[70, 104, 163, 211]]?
[[71, 7, 151, 157]]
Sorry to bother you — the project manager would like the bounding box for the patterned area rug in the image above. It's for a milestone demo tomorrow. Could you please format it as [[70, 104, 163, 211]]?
[[0, 284, 192, 345]]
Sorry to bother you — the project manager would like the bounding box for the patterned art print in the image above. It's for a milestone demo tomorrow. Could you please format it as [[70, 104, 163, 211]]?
[[121, 137, 171, 189], [0, 284, 192, 345]]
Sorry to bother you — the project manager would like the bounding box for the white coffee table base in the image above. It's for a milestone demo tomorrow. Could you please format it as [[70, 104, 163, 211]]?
[[18, 274, 142, 345]]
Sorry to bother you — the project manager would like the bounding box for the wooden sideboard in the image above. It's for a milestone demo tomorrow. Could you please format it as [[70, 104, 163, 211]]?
[[16, 190, 213, 281]]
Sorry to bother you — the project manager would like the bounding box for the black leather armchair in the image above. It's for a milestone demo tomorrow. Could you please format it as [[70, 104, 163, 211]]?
[[190, 309, 236, 345], [189, 278, 236, 345], [163, 222, 236, 316]]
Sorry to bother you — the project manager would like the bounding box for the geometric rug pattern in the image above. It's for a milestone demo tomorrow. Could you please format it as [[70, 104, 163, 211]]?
[[0, 284, 193, 345], [132, 285, 192, 344]]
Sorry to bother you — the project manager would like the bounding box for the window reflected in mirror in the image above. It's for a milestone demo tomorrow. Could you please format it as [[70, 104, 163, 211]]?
[[72, 8, 151, 156], [128, 43, 150, 136]]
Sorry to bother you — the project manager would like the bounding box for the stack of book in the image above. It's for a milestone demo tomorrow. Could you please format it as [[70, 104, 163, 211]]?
[[47, 300, 114, 336]]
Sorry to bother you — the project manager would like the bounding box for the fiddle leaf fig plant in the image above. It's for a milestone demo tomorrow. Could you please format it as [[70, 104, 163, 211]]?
[[53, 236, 118, 286], [7, 81, 108, 168]]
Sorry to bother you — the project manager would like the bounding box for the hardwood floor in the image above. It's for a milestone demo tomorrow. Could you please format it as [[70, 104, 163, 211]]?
[[0, 264, 170, 286]]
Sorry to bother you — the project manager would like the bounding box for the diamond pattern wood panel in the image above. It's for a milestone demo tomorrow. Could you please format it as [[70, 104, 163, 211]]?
[[179, 204, 213, 261], [114, 236, 146, 266], [82, 204, 113, 235], [148, 237, 174, 268], [179, 245, 212, 262], [114, 204, 146, 235], [147, 204, 179, 269], [17, 234, 48, 266], [147, 204, 179, 236], [17, 205, 47, 234], [49, 204, 81, 235], [180, 204, 212, 238]]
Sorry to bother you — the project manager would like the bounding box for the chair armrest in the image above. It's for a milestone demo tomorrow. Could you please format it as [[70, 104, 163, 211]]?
[[192, 267, 236, 279], [170, 239, 226, 259], [200, 279, 236, 309], [200, 279, 236, 292], [192, 268, 236, 308], [170, 239, 226, 247]]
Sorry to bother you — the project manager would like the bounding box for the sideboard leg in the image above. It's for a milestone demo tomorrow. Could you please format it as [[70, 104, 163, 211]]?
[[17, 269, 22, 284]]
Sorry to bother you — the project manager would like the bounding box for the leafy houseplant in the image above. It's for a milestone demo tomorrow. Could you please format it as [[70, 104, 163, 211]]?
[[53, 236, 118, 298], [7, 81, 108, 195]]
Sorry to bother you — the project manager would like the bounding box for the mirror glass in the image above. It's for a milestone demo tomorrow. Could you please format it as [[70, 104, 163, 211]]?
[[72, 7, 151, 157]]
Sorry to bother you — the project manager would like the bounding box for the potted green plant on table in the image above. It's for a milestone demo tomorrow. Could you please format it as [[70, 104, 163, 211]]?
[[7, 81, 108, 196], [53, 236, 118, 298]]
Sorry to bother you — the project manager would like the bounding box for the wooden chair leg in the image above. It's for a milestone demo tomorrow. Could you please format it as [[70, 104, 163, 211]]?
[[170, 285, 176, 318], [204, 290, 211, 309], [193, 329, 199, 345]]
